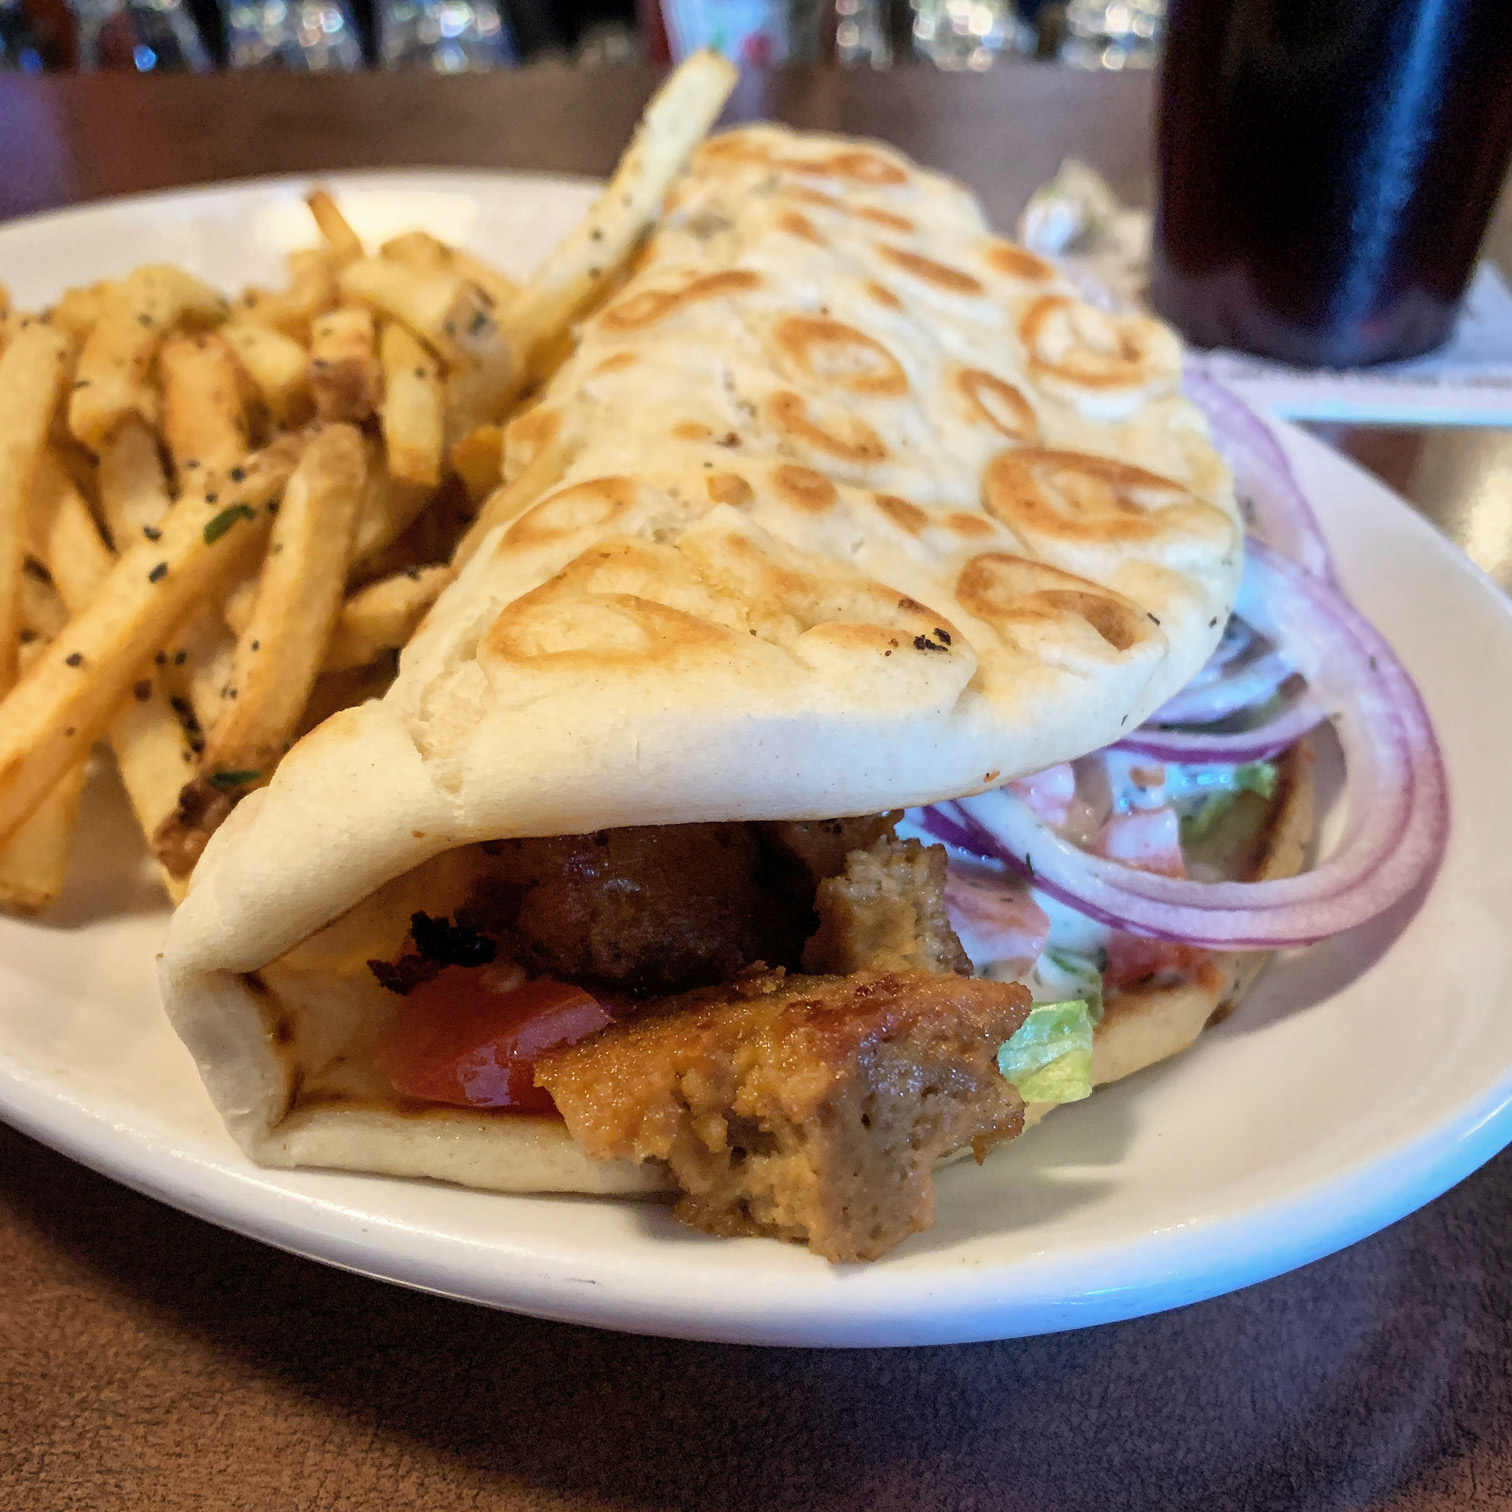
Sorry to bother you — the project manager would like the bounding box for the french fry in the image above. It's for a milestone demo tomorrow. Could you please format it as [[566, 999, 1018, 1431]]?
[[158, 331, 251, 482], [97, 415, 172, 552], [164, 607, 237, 738], [504, 52, 737, 375], [453, 436, 574, 568], [442, 345, 517, 449], [154, 425, 365, 877], [49, 281, 113, 344], [379, 230, 454, 277], [235, 250, 338, 343], [29, 455, 228, 899], [220, 320, 313, 425], [0, 633, 86, 915], [450, 423, 503, 503], [380, 232, 520, 311], [324, 564, 451, 673], [309, 305, 381, 424], [0, 766, 86, 913], [20, 562, 68, 641], [0, 321, 74, 695], [449, 250, 520, 314], [305, 188, 365, 268], [68, 266, 225, 450], [337, 257, 498, 369], [222, 571, 258, 639], [0, 439, 297, 848], [350, 440, 434, 570], [379, 322, 443, 487]]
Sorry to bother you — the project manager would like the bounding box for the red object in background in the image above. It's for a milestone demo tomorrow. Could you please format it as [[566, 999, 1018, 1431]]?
[[636, 0, 671, 62], [374, 968, 614, 1113]]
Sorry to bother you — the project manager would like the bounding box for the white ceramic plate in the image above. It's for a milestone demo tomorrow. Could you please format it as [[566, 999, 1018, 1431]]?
[[2, 173, 1509, 1348]]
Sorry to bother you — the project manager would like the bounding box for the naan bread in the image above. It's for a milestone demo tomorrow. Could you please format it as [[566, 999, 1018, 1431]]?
[[161, 125, 1243, 1191]]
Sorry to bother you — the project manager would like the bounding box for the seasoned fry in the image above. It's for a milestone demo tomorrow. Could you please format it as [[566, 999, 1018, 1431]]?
[[442, 345, 516, 448], [0, 764, 86, 913], [220, 320, 313, 424], [380, 232, 520, 311], [450, 423, 503, 503], [154, 426, 365, 877], [235, 250, 338, 343], [0, 639, 86, 914], [309, 306, 381, 424], [29, 455, 224, 897], [505, 52, 737, 375], [20, 562, 68, 641], [222, 570, 259, 639], [324, 564, 451, 672], [0, 440, 297, 848], [97, 415, 172, 552], [379, 322, 443, 487], [49, 281, 113, 344], [349, 440, 434, 570], [68, 266, 225, 450], [449, 250, 520, 314], [165, 607, 237, 737], [158, 331, 251, 482], [306, 188, 365, 268], [0, 321, 73, 695], [337, 257, 498, 368], [453, 435, 574, 568]]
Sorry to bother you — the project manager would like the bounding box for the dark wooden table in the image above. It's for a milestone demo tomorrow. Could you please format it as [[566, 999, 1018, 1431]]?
[[5, 63, 1512, 1512]]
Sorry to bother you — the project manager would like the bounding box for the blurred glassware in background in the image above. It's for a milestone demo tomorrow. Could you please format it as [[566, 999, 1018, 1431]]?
[[1058, 0, 1160, 68], [572, 16, 638, 62], [221, 0, 364, 66], [1, 0, 53, 68], [833, 0, 888, 65], [377, 0, 516, 67], [1153, 0, 1512, 366], [71, 0, 211, 67], [909, 0, 1020, 69]]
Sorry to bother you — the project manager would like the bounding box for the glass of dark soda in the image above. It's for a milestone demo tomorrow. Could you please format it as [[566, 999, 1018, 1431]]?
[[1150, 0, 1512, 367]]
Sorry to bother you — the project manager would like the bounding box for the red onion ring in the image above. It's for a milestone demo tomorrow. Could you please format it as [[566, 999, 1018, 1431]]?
[[1184, 372, 1337, 583], [1152, 647, 1294, 725], [933, 540, 1447, 949], [1116, 690, 1330, 765]]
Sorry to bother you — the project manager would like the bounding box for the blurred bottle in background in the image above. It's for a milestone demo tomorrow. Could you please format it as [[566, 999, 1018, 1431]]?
[[1153, 0, 1512, 366], [70, 0, 211, 66], [2, 0, 58, 67]]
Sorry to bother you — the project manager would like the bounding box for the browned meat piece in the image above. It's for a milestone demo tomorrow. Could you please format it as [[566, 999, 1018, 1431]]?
[[762, 813, 899, 883], [472, 824, 811, 995], [536, 968, 1031, 1261], [372, 814, 969, 1001], [803, 834, 971, 977]]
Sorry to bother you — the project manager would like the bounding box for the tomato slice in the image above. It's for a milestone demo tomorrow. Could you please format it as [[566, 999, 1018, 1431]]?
[[1103, 933, 1212, 992], [373, 967, 613, 1113]]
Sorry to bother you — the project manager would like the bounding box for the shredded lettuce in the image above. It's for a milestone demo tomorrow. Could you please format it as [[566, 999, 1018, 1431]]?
[[1178, 760, 1279, 843], [997, 1000, 1095, 1104]]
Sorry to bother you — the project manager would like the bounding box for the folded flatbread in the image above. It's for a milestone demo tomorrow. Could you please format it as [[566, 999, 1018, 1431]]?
[[161, 125, 1258, 1260]]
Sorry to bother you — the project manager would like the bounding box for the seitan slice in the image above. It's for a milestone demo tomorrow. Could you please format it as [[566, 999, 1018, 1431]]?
[[535, 967, 1031, 1261], [803, 835, 971, 976]]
